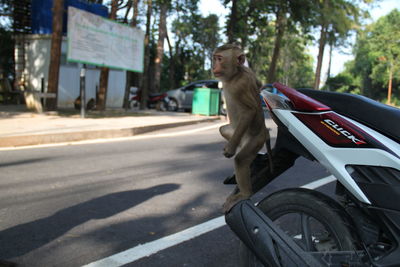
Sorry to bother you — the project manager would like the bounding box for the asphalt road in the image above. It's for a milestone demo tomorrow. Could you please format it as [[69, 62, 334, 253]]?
[[0, 120, 335, 267]]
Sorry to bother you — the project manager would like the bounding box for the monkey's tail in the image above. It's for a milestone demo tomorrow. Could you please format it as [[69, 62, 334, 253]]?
[[265, 138, 274, 174]]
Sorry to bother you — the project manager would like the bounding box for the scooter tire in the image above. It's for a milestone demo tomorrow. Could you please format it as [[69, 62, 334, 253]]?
[[239, 188, 359, 266]]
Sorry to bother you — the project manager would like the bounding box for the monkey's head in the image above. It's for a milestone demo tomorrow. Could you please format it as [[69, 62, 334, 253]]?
[[212, 44, 246, 82]]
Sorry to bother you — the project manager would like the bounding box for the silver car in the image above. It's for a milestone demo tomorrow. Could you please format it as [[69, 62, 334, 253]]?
[[166, 80, 219, 111]]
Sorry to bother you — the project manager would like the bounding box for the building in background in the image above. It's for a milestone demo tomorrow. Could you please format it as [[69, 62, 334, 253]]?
[[13, 0, 126, 110]]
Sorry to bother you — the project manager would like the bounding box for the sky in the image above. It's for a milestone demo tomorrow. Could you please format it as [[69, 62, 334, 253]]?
[[199, 0, 400, 83]]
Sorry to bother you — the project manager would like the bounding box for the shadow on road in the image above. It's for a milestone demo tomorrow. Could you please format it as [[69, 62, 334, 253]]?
[[0, 183, 180, 260]]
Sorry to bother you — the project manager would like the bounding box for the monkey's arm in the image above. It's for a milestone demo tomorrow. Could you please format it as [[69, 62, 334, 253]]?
[[224, 85, 258, 157]]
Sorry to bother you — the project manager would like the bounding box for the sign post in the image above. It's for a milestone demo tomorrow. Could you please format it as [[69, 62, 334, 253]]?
[[80, 64, 86, 118]]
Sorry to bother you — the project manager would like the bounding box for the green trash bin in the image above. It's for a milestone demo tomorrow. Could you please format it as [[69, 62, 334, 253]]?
[[192, 88, 220, 116]]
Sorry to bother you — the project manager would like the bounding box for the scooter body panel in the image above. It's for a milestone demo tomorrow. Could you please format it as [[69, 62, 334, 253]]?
[[226, 83, 400, 266]]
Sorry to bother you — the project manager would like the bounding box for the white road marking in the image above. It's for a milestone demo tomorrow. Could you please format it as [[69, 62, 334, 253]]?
[[83, 175, 337, 267], [0, 123, 225, 151], [82, 217, 226, 267]]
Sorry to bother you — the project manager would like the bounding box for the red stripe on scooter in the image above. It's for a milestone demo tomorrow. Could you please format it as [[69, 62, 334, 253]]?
[[273, 82, 330, 112]]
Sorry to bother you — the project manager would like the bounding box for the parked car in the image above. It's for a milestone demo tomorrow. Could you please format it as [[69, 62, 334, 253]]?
[[166, 80, 219, 111]]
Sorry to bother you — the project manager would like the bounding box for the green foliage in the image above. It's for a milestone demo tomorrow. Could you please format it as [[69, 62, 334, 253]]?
[[368, 10, 400, 84], [246, 22, 314, 88], [166, 1, 220, 89], [324, 72, 361, 94], [346, 9, 399, 101], [3, 0, 397, 101], [276, 32, 315, 88], [0, 0, 14, 79]]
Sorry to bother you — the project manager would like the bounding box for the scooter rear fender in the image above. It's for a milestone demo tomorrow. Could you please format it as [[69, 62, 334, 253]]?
[[225, 200, 323, 267], [226, 201, 368, 266]]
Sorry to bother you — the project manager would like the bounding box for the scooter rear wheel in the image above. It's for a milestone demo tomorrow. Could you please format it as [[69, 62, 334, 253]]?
[[240, 188, 359, 266]]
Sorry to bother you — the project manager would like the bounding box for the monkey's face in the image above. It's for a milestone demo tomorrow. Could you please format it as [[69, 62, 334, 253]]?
[[212, 50, 236, 82], [212, 53, 225, 78]]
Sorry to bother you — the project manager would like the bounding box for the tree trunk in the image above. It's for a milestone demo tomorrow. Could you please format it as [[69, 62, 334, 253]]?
[[123, 0, 133, 23], [153, 2, 168, 93], [123, 0, 140, 109], [314, 24, 327, 90], [166, 31, 176, 90], [46, 0, 64, 111], [140, 0, 152, 109], [387, 61, 393, 105], [267, 8, 286, 84], [227, 0, 238, 43], [96, 0, 118, 110], [326, 42, 333, 83]]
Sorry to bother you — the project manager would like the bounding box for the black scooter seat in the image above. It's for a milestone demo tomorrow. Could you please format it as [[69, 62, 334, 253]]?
[[298, 88, 400, 144]]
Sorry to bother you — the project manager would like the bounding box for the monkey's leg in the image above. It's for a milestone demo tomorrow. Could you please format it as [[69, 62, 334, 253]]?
[[223, 136, 264, 213]]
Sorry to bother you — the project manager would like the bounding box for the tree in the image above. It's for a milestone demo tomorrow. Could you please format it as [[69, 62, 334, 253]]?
[[96, 0, 118, 110], [0, 0, 14, 80], [140, 0, 153, 109], [0, 0, 12, 27], [251, 0, 314, 84], [153, 0, 170, 93], [46, 0, 64, 111], [266, 2, 287, 84], [324, 71, 360, 94], [168, 0, 219, 88], [312, 0, 370, 89], [326, 9, 399, 105], [278, 32, 314, 88], [367, 9, 400, 104], [223, 0, 263, 48], [122, 0, 140, 109], [226, 0, 238, 43], [0, 27, 13, 79]]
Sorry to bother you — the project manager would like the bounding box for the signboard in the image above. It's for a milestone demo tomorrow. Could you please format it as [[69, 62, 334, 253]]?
[[67, 6, 144, 72]]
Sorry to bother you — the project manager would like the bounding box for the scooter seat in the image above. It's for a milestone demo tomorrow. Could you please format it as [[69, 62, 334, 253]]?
[[298, 88, 400, 144]]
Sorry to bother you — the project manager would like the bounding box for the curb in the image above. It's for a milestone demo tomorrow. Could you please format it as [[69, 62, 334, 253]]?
[[0, 117, 220, 148]]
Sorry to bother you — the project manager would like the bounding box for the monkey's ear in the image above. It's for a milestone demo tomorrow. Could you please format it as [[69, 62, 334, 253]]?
[[238, 54, 246, 66]]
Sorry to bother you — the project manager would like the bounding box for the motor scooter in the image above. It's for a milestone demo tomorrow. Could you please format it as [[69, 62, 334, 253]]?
[[225, 82, 400, 266], [129, 88, 169, 111]]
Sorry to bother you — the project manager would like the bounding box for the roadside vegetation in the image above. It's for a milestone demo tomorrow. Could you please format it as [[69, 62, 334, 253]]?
[[0, 0, 398, 107]]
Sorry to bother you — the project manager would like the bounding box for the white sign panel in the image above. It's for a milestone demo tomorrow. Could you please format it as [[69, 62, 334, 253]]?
[[67, 6, 144, 72]]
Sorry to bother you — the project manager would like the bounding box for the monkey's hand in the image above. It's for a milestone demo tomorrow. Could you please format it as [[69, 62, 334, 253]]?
[[223, 142, 236, 158]]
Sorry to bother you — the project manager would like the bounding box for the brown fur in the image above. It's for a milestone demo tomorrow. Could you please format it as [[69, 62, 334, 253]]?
[[213, 44, 273, 213]]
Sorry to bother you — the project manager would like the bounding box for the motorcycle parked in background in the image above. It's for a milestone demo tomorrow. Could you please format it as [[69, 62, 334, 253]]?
[[129, 87, 169, 111], [225, 82, 400, 266]]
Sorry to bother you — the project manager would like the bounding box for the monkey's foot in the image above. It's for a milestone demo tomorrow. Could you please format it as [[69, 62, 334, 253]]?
[[223, 174, 236, 184], [223, 193, 250, 213]]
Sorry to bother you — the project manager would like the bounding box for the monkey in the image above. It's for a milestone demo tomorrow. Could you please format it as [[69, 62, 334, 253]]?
[[212, 43, 273, 213]]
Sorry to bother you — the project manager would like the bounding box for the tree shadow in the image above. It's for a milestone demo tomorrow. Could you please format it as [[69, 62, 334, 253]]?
[[0, 158, 51, 168], [0, 183, 180, 259], [63, 194, 219, 266]]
